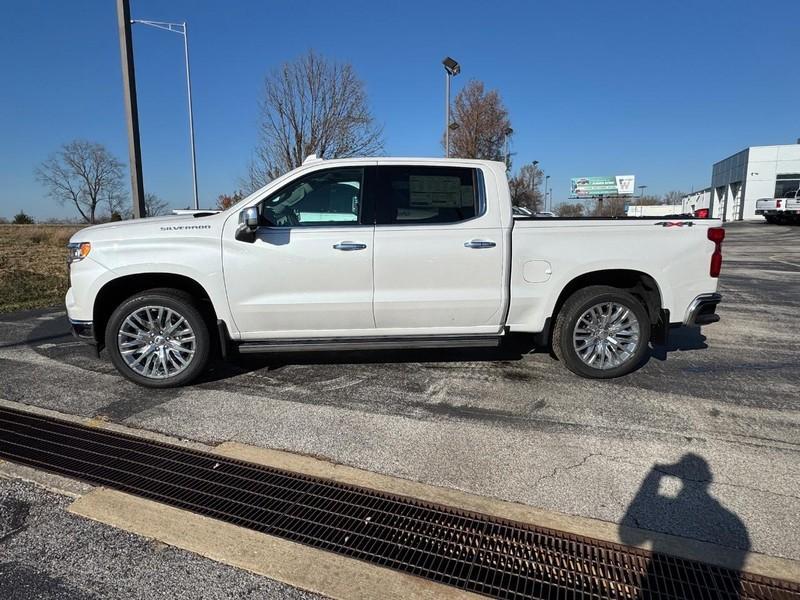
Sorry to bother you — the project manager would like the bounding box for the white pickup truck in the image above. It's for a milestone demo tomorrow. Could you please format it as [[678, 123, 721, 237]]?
[[755, 189, 800, 224], [66, 157, 725, 387]]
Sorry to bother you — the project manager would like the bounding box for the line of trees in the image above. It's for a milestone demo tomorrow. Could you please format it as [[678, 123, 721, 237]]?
[[554, 190, 689, 218], [31, 50, 536, 221], [35, 49, 685, 222]]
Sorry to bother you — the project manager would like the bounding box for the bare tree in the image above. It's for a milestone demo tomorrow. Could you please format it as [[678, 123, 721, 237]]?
[[662, 190, 685, 206], [630, 195, 662, 206], [508, 162, 544, 211], [590, 197, 628, 217], [556, 202, 586, 217], [245, 50, 384, 192], [35, 140, 126, 224], [447, 80, 511, 160], [144, 193, 170, 217]]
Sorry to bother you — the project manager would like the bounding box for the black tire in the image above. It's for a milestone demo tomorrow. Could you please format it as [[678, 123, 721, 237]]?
[[552, 285, 650, 379], [764, 216, 777, 224], [105, 288, 211, 388]]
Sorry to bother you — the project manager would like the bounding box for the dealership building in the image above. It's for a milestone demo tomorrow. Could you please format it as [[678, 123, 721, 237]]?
[[711, 143, 800, 221]]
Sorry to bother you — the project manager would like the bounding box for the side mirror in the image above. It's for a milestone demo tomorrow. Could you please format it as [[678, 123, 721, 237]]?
[[235, 207, 259, 242]]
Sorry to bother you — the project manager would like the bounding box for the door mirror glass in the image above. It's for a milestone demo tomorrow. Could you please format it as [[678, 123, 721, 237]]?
[[235, 207, 260, 242], [242, 206, 259, 230]]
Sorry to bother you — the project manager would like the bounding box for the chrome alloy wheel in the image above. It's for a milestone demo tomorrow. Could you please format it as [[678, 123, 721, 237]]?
[[572, 302, 641, 370], [116, 306, 196, 379]]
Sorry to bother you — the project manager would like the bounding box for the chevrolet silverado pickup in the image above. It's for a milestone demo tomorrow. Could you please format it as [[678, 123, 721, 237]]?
[[66, 157, 724, 387]]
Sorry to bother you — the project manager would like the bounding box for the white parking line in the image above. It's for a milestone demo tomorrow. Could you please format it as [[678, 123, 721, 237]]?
[[769, 255, 800, 270]]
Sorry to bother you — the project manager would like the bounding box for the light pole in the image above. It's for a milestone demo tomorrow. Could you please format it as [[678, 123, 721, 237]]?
[[131, 19, 199, 210], [638, 184, 647, 199], [116, 0, 145, 219], [442, 57, 460, 158], [503, 127, 513, 170], [544, 175, 551, 211]]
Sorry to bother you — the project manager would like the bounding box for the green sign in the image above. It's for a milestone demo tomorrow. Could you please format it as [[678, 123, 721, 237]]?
[[571, 175, 635, 197]]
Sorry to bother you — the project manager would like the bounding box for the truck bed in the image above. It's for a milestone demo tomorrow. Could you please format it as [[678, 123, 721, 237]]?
[[506, 217, 721, 333]]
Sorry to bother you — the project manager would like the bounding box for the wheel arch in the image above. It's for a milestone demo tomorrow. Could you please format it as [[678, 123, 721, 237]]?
[[93, 273, 219, 351], [536, 268, 665, 348], [553, 269, 663, 323]]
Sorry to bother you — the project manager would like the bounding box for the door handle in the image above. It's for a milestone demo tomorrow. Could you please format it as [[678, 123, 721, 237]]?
[[464, 239, 496, 249], [333, 241, 367, 251]]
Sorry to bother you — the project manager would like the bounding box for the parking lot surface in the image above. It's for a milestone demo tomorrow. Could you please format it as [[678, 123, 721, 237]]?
[[1, 221, 798, 595]]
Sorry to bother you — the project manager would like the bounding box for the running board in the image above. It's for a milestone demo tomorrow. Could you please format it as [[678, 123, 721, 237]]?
[[237, 335, 501, 354]]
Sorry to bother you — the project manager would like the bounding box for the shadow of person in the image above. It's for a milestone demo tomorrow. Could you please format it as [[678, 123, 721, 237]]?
[[620, 454, 751, 599]]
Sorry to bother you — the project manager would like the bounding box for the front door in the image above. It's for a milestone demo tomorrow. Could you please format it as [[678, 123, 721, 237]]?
[[223, 166, 376, 339], [372, 164, 506, 334]]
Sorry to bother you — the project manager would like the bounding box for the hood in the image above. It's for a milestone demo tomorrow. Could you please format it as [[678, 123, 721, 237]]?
[[69, 213, 223, 243]]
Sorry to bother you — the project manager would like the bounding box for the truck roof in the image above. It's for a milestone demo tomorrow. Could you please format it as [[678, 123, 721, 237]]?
[[301, 154, 506, 168]]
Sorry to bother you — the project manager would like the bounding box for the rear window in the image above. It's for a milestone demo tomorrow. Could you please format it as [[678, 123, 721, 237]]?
[[376, 166, 478, 225]]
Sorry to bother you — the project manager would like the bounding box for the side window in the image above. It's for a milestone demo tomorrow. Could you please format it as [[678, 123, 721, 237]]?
[[258, 168, 363, 227], [376, 166, 478, 225], [774, 174, 800, 200]]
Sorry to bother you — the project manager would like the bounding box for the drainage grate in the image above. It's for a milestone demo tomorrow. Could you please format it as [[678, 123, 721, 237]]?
[[0, 406, 797, 600]]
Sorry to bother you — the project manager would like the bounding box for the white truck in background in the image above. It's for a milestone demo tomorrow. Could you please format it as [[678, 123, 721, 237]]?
[[756, 189, 800, 224], [65, 157, 725, 388]]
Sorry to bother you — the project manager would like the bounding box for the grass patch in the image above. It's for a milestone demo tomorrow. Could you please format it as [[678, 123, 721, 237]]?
[[0, 224, 83, 313]]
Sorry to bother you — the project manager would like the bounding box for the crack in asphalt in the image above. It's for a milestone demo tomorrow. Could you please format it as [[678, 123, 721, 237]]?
[[534, 452, 604, 488]]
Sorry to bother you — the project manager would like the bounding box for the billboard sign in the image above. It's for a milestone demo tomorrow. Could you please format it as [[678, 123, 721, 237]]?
[[571, 175, 635, 197]]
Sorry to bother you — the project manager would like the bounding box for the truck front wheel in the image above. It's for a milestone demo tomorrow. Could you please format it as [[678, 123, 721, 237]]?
[[552, 286, 650, 379], [105, 288, 211, 388]]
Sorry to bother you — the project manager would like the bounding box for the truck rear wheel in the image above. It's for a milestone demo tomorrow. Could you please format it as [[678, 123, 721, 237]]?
[[105, 288, 210, 388], [552, 286, 650, 379]]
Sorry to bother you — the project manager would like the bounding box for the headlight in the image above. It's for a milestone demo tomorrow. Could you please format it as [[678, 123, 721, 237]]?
[[67, 242, 91, 264]]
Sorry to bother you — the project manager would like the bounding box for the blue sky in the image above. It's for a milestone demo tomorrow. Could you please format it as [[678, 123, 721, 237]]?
[[1, 0, 799, 219]]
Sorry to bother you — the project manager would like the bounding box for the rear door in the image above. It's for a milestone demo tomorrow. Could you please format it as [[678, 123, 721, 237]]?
[[372, 164, 505, 334]]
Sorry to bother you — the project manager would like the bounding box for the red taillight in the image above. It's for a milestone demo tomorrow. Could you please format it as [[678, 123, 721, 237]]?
[[710, 253, 722, 277], [694, 208, 709, 219], [707, 227, 725, 243], [708, 227, 724, 277], [777, 199, 782, 208]]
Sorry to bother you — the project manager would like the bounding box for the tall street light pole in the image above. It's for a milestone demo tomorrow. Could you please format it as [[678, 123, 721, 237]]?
[[131, 19, 199, 210], [638, 184, 647, 199], [442, 57, 460, 158], [544, 175, 551, 211], [116, 0, 146, 219], [503, 127, 513, 170]]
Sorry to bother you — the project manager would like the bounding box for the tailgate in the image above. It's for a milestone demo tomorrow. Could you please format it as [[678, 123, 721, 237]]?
[[785, 197, 800, 211]]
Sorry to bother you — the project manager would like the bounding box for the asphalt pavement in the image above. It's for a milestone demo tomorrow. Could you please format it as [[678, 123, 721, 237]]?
[[0, 220, 798, 596]]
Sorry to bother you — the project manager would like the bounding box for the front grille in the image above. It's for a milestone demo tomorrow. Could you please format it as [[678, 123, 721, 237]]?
[[0, 406, 796, 600]]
